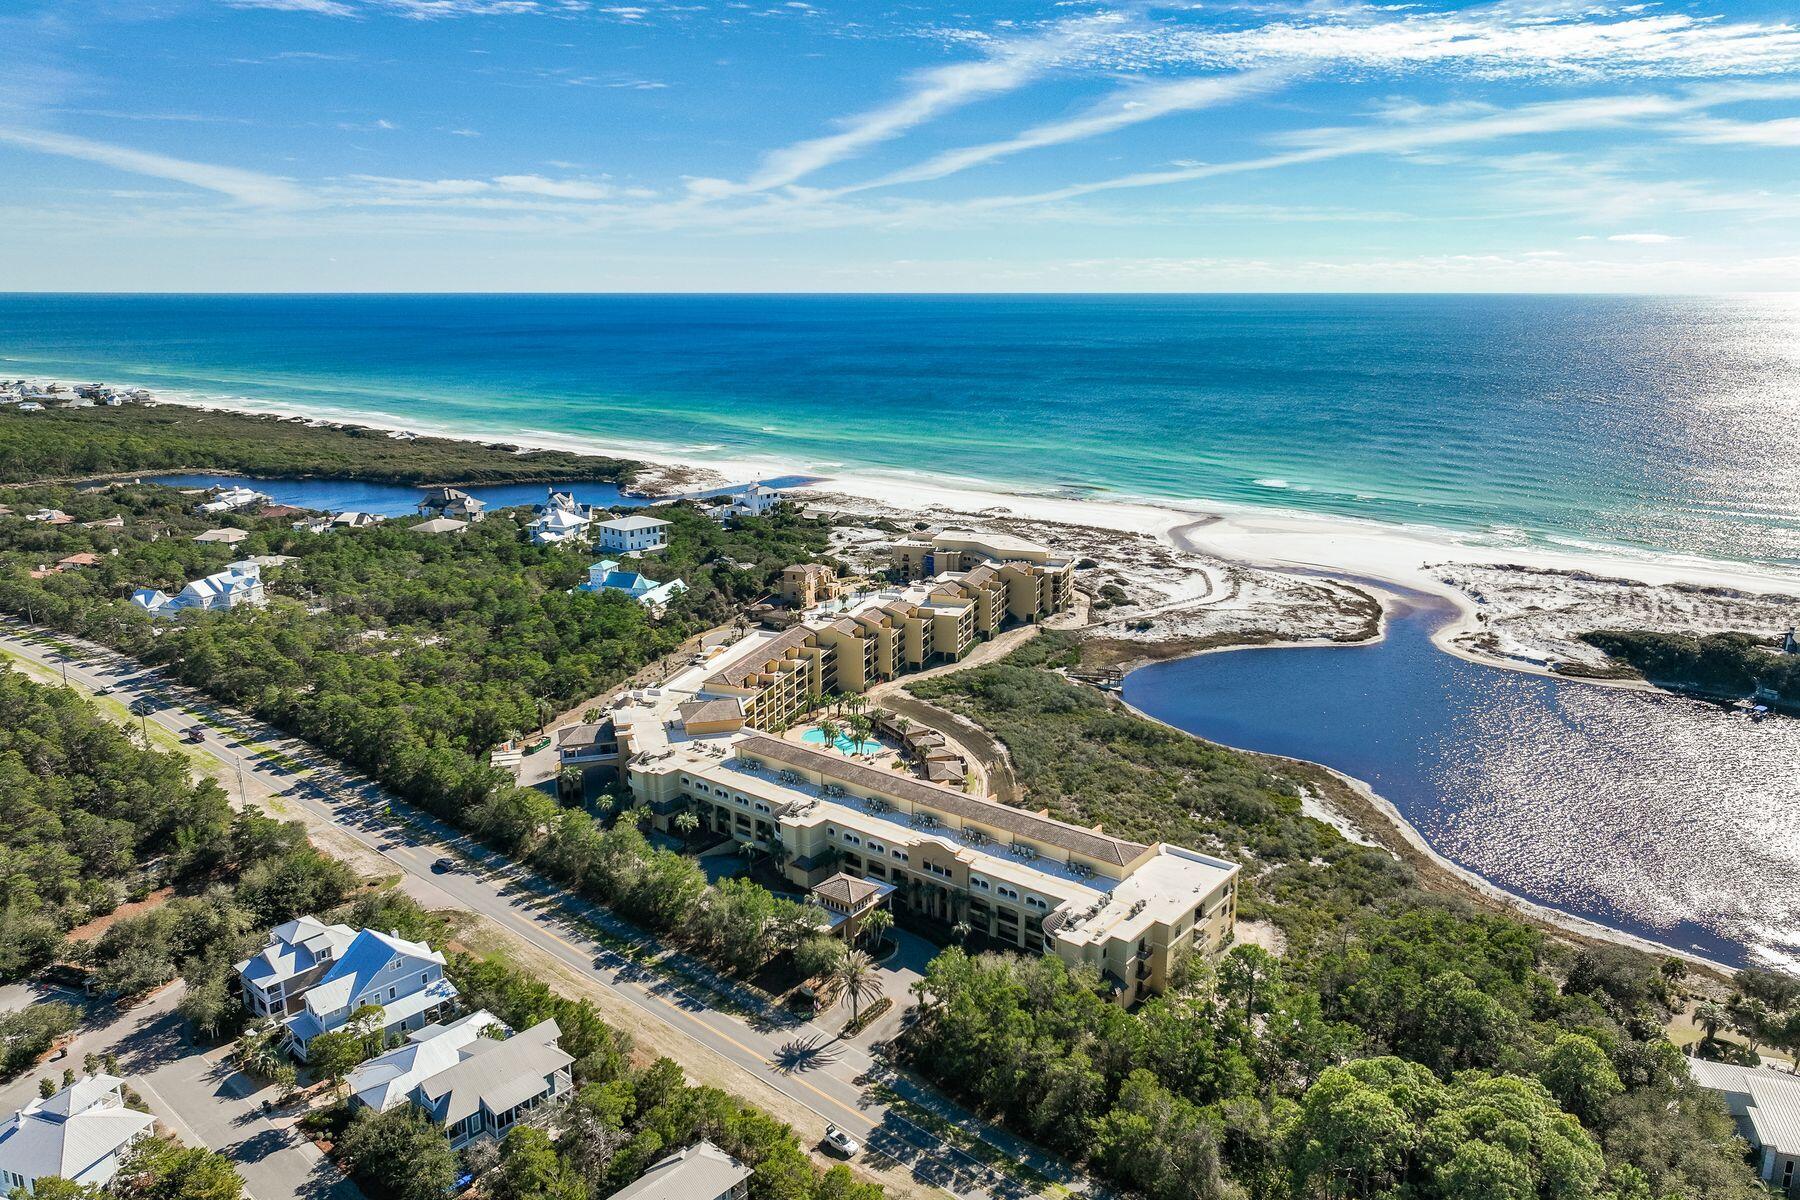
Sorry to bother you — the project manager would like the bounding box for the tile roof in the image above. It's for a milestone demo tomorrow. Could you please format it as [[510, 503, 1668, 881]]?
[[811, 872, 888, 908], [738, 735, 1148, 867], [706, 624, 817, 688]]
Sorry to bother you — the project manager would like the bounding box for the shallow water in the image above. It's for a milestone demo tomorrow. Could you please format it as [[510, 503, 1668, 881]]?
[[1123, 590, 1800, 968]]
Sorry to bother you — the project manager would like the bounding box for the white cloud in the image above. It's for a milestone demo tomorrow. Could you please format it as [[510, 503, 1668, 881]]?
[[1097, 5, 1800, 81], [690, 14, 1125, 197], [1608, 231, 1678, 242], [972, 82, 1800, 208], [839, 68, 1286, 193], [0, 127, 311, 206], [1679, 116, 1800, 146]]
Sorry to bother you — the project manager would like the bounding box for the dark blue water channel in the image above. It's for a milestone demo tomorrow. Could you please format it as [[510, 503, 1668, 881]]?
[[1123, 587, 1800, 968], [143, 474, 648, 517]]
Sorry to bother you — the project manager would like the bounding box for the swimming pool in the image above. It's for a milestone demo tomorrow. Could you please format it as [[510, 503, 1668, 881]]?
[[800, 727, 876, 755]]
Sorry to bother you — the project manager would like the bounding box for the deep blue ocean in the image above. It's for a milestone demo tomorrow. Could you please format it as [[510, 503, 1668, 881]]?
[[4, 293, 1799, 569]]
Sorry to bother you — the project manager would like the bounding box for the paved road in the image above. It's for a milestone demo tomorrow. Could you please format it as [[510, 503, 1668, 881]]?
[[0, 621, 1101, 1200], [0, 984, 358, 1200]]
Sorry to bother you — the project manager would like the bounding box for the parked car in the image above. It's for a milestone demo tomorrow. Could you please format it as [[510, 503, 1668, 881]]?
[[431, 856, 457, 874], [93, 685, 113, 696], [182, 726, 207, 744], [822, 1125, 860, 1158]]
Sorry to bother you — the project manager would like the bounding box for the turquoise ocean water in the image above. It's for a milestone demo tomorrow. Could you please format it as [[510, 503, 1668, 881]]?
[[3, 293, 1799, 571]]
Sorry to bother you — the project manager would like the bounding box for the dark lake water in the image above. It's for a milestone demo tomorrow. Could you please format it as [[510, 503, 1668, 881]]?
[[1123, 588, 1800, 969]]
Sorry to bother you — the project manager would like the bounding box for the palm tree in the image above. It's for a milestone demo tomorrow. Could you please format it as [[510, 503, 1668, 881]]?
[[557, 766, 583, 804], [834, 949, 883, 1026], [951, 920, 973, 947], [860, 907, 893, 953], [1695, 1000, 1727, 1045], [235, 1025, 285, 1080], [673, 810, 700, 840], [816, 716, 843, 752], [846, 713, 874, 755]]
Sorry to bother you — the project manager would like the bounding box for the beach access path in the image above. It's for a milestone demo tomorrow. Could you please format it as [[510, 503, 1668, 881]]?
[[0, 618, 1109, 1200]]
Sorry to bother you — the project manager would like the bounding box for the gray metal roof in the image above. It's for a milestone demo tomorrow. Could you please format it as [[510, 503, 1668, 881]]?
[[605, 1141, 751, 1200], [415, 1019, 571, 1125]]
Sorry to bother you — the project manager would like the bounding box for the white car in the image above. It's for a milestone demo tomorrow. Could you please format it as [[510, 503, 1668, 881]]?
[[823, 1124, 860, 1158]]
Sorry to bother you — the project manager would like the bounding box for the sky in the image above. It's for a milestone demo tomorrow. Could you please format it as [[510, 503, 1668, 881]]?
[[1, 0, 1798, 291]]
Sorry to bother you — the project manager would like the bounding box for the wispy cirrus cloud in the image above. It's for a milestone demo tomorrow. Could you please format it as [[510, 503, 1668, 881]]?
[[0, 126, 311, 206], [688, 14, 1126, 197], [836, 68, 1288, 194], [968, 81, 1800, 208], [1679, 116, 1800, 146]]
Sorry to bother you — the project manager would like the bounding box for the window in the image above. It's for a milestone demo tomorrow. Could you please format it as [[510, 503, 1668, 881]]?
[[420, 973, 429, 987], [891, 850, 909, 863], [843, 834, 862, 846], [867, 840, 885, 854], [969, 876, 990, 891], [388, 987, 397, 1000]]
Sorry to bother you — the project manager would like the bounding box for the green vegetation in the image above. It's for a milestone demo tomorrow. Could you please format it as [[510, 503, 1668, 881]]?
[[0, 404, 637, 485], [0, 1003, 77, 1081], [904, 633, 1764, 1200], [0, 664, 235, 982], [16, 1137, 246, 1200], [1581, 629, 1800, 711], [335, 899, 881, 1200]]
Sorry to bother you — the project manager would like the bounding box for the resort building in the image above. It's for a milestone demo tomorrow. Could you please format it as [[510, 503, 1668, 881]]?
[[529, 490, 592, 547], [278, 927, 459, 1061], [575, 559, 689, 611], [1688, 1059, 1800, 1195], [595, 515, 670, 555], [889, 529, 1076, 624], [131, 559, 265, 617], [347, 1012, 573, 1149], [0, 1076, 155, 1196], [779, 563, 847, 609], [606, 1142, 751, 1200], [601, 615, 1236, 1007], [417, 487, 486, 523], [234, 915, 359, 1019]]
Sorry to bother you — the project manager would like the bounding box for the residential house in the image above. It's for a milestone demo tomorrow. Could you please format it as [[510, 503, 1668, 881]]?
[[594, 515, 669, 555], [257, 504, 312, 521], [81, 516, 126, 530], [417, 487, 486, 523], [16, 402, 43, 412], [234, 915, 359, 1019], [330, 511, 384, 529], [24, 509, 70, 524], [350, 1014, 573, 1148], [1688, 1058, 1800, 1195], [702, 484, 784, 523], [291, 517, 335, 534], [574, 559, 688, 610], [529, 490, 592, 547], [196, 486, 271, 515], [412, 517, 468, 535], [0, 1076, 155, 1196], [192, 527, 251, 545], [606, 1142, 752, 1200], [131, 560, 265, 617], [282, 928, 459, 1061]]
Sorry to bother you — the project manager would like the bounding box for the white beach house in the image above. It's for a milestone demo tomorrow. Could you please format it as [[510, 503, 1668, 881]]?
[[196, 486, 271, 515], [595, 515, 669, 554], [0, 1076, 155, 1196], [347, 1012, 573, 1148], [528, 490, 592, 547], [606, 1142, 752, 1200]]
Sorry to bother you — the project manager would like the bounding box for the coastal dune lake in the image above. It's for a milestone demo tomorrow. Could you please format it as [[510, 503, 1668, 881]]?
[[1124, 588, 1800, 969]]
